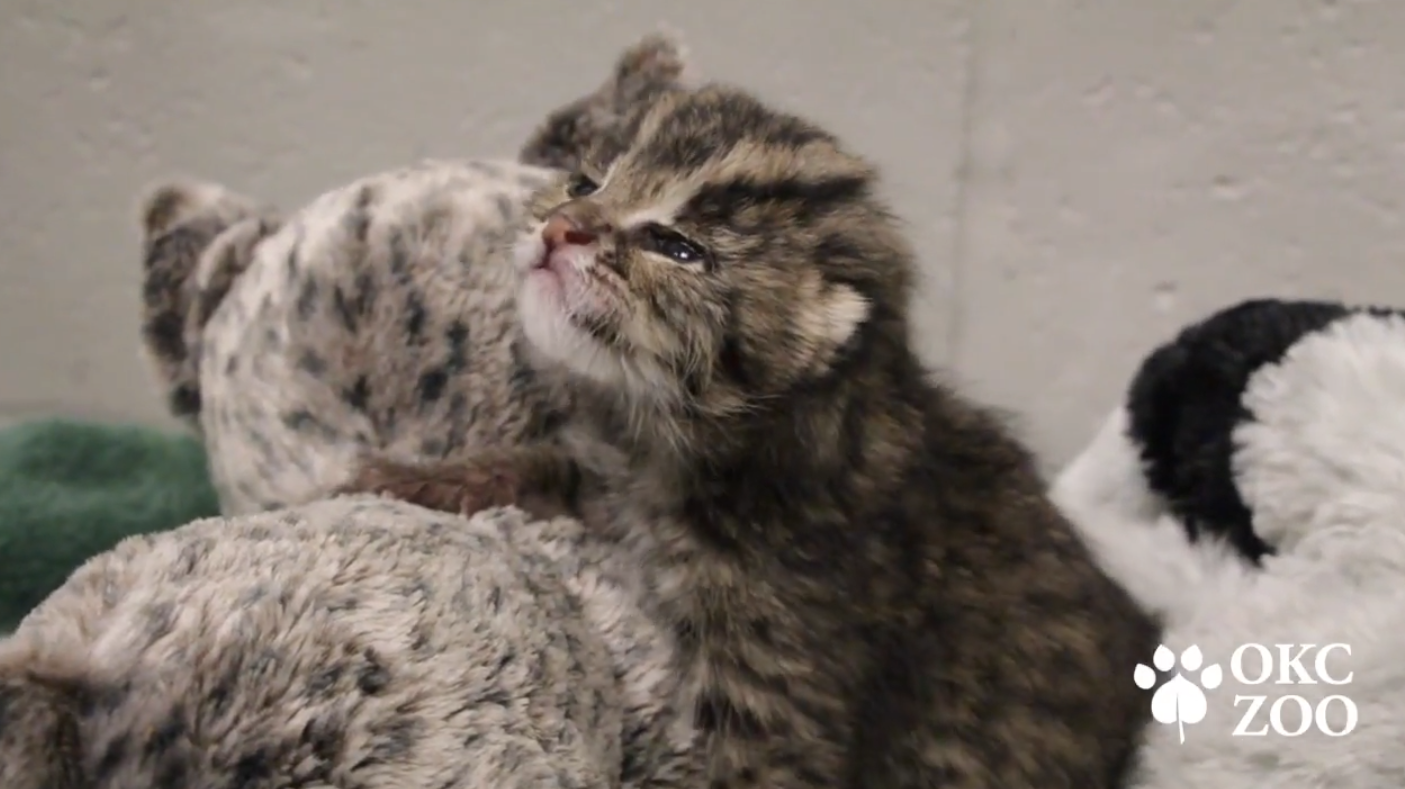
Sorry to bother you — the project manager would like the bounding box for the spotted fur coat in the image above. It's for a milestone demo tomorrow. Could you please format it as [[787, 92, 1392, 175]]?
[[137, 31, 692, 516], [0, 496, 698, 789], [26, 31, 707, 789], [140, 161, 568, 515]]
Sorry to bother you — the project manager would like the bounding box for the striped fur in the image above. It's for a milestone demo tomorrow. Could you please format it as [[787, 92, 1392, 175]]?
[[346, 85, 1161, 789]]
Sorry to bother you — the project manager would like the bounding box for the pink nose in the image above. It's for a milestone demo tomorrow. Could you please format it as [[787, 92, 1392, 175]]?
[[542, 214, 599, 250]]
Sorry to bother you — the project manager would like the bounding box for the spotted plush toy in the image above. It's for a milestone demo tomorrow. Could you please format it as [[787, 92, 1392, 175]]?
[[0, 33, 705, 789], [0, 496, 697, 789], [1052, 298, 1405, 787], [137, 31, 693, 516]]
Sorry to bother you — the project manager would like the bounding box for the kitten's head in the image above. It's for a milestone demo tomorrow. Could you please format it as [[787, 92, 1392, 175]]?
[[511, 85, 914, 414]]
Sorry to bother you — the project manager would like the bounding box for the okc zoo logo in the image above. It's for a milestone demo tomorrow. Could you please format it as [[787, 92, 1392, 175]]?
[[1134, 643, 1356, 743]]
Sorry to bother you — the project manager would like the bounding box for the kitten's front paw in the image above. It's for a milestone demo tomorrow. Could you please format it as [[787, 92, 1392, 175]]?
[[336, 455, 521, 518]]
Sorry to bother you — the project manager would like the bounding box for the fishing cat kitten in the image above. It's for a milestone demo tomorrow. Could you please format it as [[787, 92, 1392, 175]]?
[[343, 84, 1160, 789]]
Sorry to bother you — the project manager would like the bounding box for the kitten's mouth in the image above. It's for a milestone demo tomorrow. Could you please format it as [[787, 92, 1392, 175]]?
[[518, 248, 637, 388], [529, 243, 594, 282], [522, 250, 576, 298], [525, 247, 624, 318]]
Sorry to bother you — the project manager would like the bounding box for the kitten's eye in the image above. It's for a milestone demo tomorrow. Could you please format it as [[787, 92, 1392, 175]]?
[[644, 225, 708, 265], [565, 173, 599, 198]]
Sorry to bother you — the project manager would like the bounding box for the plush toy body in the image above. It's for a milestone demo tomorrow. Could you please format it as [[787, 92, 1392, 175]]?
[[0, 497, 697, 789], [143, 161, 567, 514], [0, 32, 715, 789], [1054, 300, 1405, 787], [138, 33, 691, 515]]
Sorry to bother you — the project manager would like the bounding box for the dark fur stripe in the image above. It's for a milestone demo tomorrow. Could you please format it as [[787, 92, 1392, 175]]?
[[635, 89, 834, 174], [695, 691, 767, 738], [685, 175, 869, 226]]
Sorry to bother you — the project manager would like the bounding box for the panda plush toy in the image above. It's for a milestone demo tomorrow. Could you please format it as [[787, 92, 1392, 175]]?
[[1051, 298, 1405, 787]]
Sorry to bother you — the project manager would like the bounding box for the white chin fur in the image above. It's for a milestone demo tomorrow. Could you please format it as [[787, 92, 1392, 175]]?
[[519, 277, 628, 386], [511, 223, 623, 385], [511, 224, 683, 400], [517, 275, 678, 400]]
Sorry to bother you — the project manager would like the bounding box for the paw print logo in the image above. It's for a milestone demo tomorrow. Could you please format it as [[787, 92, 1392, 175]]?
[[1134, 644, 1223, 744]]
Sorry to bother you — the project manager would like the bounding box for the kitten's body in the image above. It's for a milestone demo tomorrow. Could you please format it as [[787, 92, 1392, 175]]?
[[347, 85, 1159, 788]]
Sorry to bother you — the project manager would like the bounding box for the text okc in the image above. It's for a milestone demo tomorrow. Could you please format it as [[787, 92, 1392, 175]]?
[[1229, 643, 1356, 737]]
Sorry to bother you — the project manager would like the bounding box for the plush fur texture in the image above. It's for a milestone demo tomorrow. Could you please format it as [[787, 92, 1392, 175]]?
[[0, 496, 699, 789], [140, 163, 564, 515], [137, 33, 693, 516], [1121, 298, 1361, 563], [345, 84, 1162, 789], [1053, 303, 1405, 787], [70, 33, 712, 789]]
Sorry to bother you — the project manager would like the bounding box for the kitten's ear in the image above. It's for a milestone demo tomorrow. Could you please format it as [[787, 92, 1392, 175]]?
[[798, 282, 871, 369], [518, 30, 694, 171], [607, 29, 693, 108]]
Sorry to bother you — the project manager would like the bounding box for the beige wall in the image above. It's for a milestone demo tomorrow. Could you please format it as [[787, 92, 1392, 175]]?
[[2, 0, 1403, 469]]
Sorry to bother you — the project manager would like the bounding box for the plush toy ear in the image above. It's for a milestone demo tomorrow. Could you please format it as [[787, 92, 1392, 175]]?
[[1105, 298, 1351, 564], [136, 180, 281, 423], [0, 642, 87, 789], [517, 30, 694, 171], [1234, 309, 1405, 553]]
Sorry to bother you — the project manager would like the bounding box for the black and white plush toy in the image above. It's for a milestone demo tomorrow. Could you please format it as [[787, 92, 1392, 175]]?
[[1052, 297, 1405, 788]]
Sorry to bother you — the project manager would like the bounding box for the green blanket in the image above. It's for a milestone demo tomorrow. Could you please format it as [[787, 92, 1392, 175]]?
[[0, 418, 221, 632]]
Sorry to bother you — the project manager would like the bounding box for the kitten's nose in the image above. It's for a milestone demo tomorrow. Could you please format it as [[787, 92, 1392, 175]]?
[[542, 214, 600, 250]]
